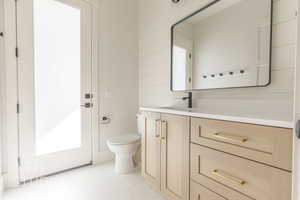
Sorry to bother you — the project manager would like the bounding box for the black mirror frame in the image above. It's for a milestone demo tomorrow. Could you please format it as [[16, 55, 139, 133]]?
[[170, 0, 273, 92]]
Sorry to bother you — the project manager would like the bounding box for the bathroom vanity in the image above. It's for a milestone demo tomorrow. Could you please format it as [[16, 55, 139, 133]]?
[[140, 107, 293, 200], [140, 0, 294, 199]]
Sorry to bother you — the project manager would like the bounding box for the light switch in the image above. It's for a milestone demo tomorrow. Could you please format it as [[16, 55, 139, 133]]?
[[104, 88, 112, 98]]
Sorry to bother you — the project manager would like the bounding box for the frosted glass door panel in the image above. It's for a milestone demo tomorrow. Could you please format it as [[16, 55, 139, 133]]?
[[34, 0, 82, 155]]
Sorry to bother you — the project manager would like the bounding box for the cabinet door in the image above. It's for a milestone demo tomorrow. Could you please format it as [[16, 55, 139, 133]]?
[[161, 114, 189, 200], [141, 112, 161, 190]]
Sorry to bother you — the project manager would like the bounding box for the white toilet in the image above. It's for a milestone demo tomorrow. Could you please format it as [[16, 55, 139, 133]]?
[[107, 115, 143, 174]]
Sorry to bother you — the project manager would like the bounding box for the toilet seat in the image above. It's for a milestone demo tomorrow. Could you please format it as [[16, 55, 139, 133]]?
[[107, 134, 140, 145]]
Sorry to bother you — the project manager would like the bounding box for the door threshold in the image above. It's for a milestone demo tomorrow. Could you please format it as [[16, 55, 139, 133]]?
[[20, 161, 93, 185]]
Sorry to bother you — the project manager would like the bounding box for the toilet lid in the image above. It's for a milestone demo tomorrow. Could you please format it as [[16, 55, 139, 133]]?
[[108, 134, 141, 145]]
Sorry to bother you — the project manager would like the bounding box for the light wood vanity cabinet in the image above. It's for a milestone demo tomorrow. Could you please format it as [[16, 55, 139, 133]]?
[[190, 144, 292, 200], [141, 112, 189, 200], [160, 114, 190, 200], [191, 118, 293, 171], [141, 111, 293, 200], [141, 112, 161, 190], [190, 180, 252, 200], [190, 180, 227, 200]]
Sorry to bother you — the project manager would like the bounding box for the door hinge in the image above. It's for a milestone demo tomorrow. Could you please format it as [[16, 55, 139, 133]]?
[[16, 103, 20, 114], [189, 53, 192, 59], [18, 157, 21, 167], [15, 47, 19, 58]]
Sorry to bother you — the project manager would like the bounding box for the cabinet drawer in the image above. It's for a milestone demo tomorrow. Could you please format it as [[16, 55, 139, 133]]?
[[191, 117, 293, 170], [190, 144, 292, 200], [190, 180, 251, 200], [191, 180, 226, 200]]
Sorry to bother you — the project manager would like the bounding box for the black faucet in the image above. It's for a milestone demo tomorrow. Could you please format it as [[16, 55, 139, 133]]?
[[182, 92, 192, 108]]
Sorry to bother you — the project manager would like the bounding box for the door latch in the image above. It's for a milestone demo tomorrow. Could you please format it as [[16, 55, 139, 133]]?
[[85, 93, 93, 99]]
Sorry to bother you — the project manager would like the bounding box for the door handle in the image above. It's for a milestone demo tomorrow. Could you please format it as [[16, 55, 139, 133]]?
[[161, 120, 167, 140], [81, 103, 92, 108], [155, 119, 161, 138]]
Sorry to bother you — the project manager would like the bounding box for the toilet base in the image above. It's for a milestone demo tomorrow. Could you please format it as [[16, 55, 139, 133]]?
[[107, 135, 141, 174], [115, 154, 136, 174]]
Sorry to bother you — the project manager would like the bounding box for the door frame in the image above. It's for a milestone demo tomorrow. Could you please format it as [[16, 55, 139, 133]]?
[[0, 0, 5, 192], [3, 0, 100, 187], [293, 1, 300, 200]]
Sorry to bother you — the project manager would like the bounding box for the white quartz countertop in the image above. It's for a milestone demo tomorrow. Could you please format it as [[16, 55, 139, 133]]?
[[140, 107, 294, 129]]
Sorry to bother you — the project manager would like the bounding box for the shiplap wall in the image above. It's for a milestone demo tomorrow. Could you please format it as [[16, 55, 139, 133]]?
[[98, 0, 139, 154], [139, 0, 297, 121]]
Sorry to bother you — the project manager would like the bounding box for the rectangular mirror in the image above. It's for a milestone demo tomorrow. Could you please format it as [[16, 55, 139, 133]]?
[[171, 0, 272, 91]]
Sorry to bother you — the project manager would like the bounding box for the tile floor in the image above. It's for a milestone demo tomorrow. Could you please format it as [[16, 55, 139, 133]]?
[[4, 162, 165, 200]]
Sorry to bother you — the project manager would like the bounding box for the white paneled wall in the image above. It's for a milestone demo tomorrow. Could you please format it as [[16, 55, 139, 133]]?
[[98, 0, 139, 156], [139, 0, 297, 121]]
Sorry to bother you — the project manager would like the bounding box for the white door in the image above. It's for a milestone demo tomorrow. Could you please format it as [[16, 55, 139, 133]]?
[[16, 0, 93, 182]]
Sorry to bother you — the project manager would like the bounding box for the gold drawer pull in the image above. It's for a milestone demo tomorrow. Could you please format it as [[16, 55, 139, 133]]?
[[212, 169, 246, 185], [213, 132, 248, 143]]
